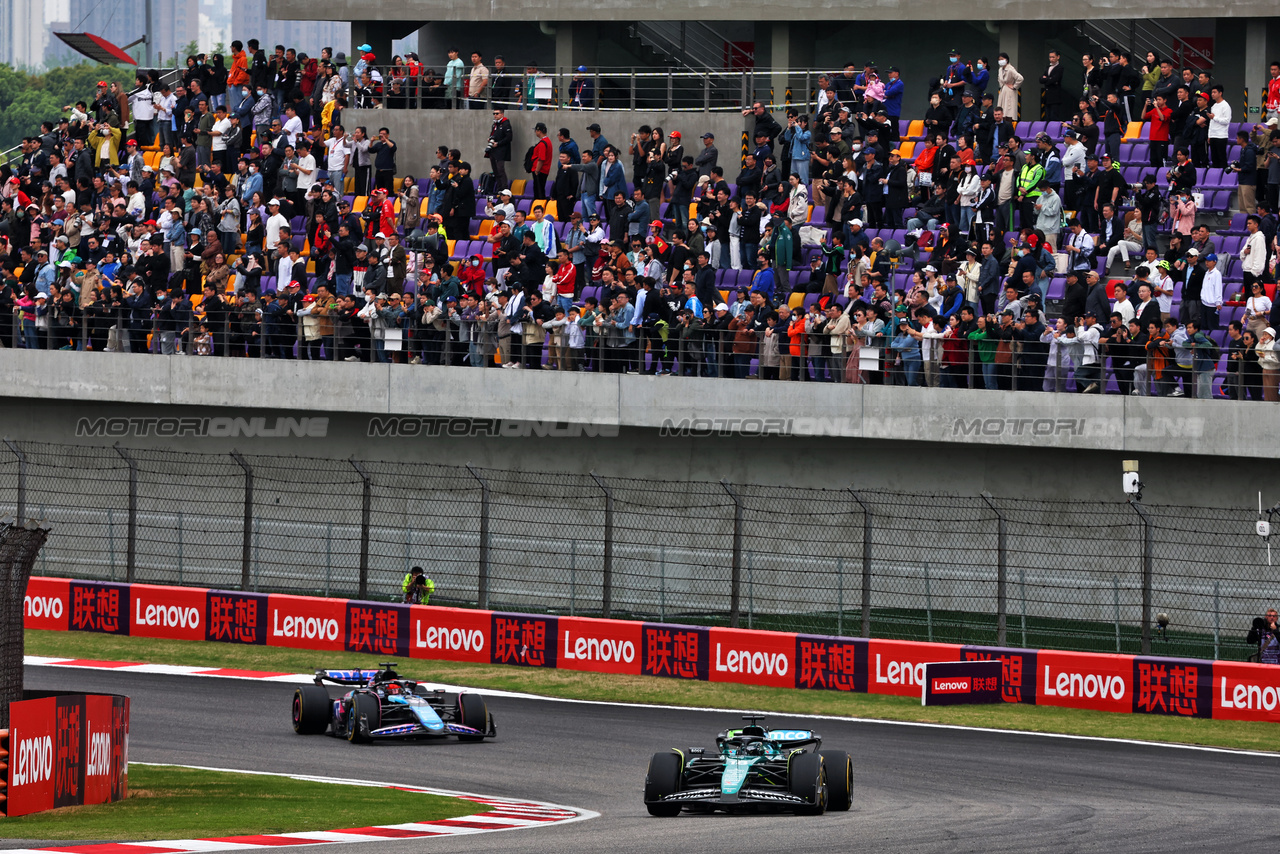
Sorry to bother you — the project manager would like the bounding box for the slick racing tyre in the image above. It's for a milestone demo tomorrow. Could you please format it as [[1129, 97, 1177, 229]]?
[[348, 692, 380, 744], [456, 693, 489, 742], [644, 751, 683, 817], [292, 685, 331, 735], [820, 750, 853, 811], [790, 752, 827, 815]]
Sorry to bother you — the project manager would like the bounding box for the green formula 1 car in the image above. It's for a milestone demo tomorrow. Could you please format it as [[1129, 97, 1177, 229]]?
[[643, 716, 852, 816]]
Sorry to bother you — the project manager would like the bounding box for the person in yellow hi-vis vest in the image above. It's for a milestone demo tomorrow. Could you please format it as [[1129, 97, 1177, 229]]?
[[402, 565, 435, 604]]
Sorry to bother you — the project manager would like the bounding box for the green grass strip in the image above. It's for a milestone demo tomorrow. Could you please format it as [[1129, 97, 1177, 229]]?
[[26, 630, 1280, 754], [0, 762, 478, 840]]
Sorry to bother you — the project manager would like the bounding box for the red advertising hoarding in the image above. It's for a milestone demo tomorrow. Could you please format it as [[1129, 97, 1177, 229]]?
[[708, 626, 796, 688], [557, 617, 643, 675], [265, 593, 345, 651], [409, 605, 492, 664]]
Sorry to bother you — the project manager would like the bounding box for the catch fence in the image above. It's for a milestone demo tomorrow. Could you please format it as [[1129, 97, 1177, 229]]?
[[2, 441, 1269, 661]]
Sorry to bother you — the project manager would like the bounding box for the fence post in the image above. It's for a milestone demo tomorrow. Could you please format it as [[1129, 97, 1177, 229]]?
[[349, 459, 371, 600], [2, 439, 26, 524], [720, 480, 743, 628], [112, 444, 137, 583], [980, 492, 1007, 646], [589, 471, 614, 618], [465, 463, 490, 609], [230, 452, 254, 591], [1128, 499, 1154, 654], [847, 487, 872, 638]]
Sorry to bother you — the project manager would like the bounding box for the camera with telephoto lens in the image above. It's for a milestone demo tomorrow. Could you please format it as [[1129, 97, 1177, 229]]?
[[1226, 160, 1242, 173]]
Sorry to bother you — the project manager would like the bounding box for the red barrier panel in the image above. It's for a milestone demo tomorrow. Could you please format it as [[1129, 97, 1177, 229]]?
[[8, 697, 56, 816], [129, 583, 207, 641], [867, 640, 964, 697], [1212, 661, 1280, 722], [265, 593, 345, 651], [1036, 650, 1132, 714], [409, 605, 492, 664], [8, 693, 128, 817], [708, 627, 796, 688], [557, 617, 642, 675], [23, 577, 69, 632]]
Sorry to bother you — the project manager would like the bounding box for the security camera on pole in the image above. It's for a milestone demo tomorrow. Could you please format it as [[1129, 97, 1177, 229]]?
[[1122, 460, 1155, 654]]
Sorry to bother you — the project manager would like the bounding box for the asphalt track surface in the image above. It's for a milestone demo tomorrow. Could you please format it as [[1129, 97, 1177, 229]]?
[[17, 665, 1280, 853]]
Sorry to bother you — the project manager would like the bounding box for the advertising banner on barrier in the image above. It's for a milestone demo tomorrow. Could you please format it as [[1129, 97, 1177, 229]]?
[[8, 693, 129, 818], [23, 576, 69, 632], [68, 581, 130, 635], [640, 622, 710, 680], [409, 605, 492, 664], [794, 634, 867, 692], [205, 589, 269, 645], [266, 593, 346, 651], [24, 577, 1280, 724], [129, 583, 206, 641], [344, 600, 409, 658], [490, 613, 558, 668], [1036, 650, 1131, 714], [922, 660, 1003, 706], [1131, 656, 1213, 718], [8, 696, 56, 817], [961, 645, 1038, 705], [1212, 661, 1280, 722], [709, 627, 796, 688], [868, 640, 964, 697], [558, 617, 642, 675]]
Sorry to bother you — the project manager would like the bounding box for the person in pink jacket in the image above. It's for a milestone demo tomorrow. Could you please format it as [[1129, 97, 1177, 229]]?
[[1171, 190, 1197, 237]]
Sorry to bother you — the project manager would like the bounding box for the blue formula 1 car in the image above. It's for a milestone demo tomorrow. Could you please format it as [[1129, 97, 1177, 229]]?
[[290, 663, 496, 743], [643, 716, 851, 816]]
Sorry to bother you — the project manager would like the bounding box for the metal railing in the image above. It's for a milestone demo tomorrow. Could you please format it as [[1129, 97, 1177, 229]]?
[[629, 22, 755, 75], [1075, 19, 1214, 70], [357, 66, 835, 113], [1, 441, 1271, 661]]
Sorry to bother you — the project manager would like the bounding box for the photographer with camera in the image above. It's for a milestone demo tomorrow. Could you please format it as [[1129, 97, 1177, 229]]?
[[402, 565, 435, 605], [1247, 608, 1280, 664]]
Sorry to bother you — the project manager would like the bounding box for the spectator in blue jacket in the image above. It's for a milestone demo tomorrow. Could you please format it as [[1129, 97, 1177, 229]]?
[[780, 115, 812, 184], [882, 67, 905, 120]]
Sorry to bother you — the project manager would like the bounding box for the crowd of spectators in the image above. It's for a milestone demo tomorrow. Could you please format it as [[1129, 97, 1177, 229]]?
[[5, 41, 1280, 399]]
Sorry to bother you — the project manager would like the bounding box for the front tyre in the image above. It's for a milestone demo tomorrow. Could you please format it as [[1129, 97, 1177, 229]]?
[[348, 692, 380, 744], [790, 752, 827, 816], [644, 751, 683, 817], [292, 685, 331, 735], [456, 693, 489, 742], [820, 750, 852, 811]]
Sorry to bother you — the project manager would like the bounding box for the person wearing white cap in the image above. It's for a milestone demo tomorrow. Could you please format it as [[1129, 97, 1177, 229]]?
[[264, 198, 289, 255], [1258, 326, 1280, 401], [485, 189, 515, 220]]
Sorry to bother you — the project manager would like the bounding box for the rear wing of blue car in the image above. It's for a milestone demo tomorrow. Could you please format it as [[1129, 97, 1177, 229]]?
[[720, 727, 822, 750], [314, 669, 381, 685]]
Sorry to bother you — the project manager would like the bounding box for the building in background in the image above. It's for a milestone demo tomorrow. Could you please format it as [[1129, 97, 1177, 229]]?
[[0, 0, 52, 69]]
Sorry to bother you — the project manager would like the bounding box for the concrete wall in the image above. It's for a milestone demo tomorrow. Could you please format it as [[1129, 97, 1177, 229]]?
[[269, 0, 1280, 22], [344, 108, 753, 185], [2, 350, 1279, 509]]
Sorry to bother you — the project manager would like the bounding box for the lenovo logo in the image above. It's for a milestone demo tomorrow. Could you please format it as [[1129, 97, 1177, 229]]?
[[1042, 667, 1126, 700], [562, 631, 636, 663], [135, 600, 200, 629]]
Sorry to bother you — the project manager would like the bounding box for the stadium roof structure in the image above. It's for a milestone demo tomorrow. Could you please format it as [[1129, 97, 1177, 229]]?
[[52, 32, 139, 66]]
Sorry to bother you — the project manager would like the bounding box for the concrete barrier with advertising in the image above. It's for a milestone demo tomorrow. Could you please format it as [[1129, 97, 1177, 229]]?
[[5, 691, 129, 817], [24, 577, 1280, 724]]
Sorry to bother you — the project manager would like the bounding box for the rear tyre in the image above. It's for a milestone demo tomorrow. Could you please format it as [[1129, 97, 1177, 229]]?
[[820, 750, 852, 811], [790, 752, 827, 815], [292, 685, 331, 735], [456, 693, 490, 741], [348, 692, 379, 744], [644, 751, 683, 817]]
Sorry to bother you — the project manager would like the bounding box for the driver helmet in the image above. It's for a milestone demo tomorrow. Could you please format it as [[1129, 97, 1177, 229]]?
[[384, 683, 401, 694]]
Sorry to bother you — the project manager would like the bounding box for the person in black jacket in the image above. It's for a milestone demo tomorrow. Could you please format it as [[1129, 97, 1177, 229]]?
[[884, 150, 910, 228], [1040, 52, 1065, 121], [1014, 305, 1048, 390], [485, 108, 513, 192], [445, 163, 476, 241]]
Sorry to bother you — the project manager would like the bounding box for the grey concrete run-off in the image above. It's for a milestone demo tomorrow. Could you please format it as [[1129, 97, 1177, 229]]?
[[0, 349, 1270, 461], [344, 108, 755, 189]]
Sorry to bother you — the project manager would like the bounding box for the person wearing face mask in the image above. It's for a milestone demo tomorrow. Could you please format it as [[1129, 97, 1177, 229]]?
[[996, 53, 1023, 120], [251, 85, 274, 138], [963, 58, 990, 99], [939, 50, 966, 114], [956, 163, 981, 233]]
